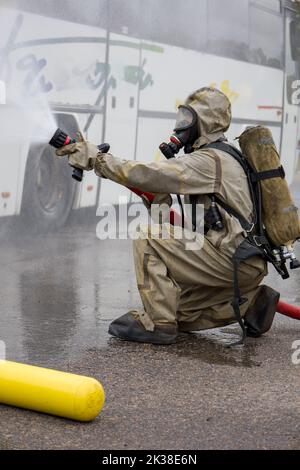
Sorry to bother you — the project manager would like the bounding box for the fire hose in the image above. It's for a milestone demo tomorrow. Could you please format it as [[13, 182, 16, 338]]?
[[277, 300, 300, 320]]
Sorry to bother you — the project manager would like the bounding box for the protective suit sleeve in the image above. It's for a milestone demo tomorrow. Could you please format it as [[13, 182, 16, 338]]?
[[140, 193, 173, 210], [94, 149, 217, 195]]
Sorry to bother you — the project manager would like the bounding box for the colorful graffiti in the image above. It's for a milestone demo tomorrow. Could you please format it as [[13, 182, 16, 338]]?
[[0, 13, 154, 98]]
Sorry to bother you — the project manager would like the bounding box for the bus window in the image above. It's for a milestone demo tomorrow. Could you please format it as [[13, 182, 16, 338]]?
[[207, 0, 249, 62], [3, 0, 108, 28], [249, 3, 283, 69], [139, 0, 207, 51], [251, 0, 281, 13]]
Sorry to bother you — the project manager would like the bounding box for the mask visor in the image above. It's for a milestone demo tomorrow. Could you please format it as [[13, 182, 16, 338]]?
[[174, 105, 197, 131]]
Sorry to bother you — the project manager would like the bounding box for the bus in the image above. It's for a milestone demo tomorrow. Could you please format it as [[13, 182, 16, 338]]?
[[0, 0, 299, 233]]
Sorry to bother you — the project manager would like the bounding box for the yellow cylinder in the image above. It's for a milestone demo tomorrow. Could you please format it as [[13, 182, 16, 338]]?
[[0, 360, 105, 421], [239, 126, 300, 246]]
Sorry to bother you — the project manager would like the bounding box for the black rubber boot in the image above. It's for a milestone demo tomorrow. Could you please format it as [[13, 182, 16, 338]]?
[[108, 313, 178, 344], [244, 285, 280, 337]]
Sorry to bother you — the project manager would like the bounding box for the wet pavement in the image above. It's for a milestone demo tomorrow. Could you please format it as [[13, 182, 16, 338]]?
[[0, 180, 299, 450]]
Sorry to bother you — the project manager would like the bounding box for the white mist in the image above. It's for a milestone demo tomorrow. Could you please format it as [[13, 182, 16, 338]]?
[[0, 93, 57, 146]]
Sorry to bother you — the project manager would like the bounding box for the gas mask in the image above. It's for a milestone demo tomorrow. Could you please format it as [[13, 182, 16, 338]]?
[[159, 105, 199, 160]]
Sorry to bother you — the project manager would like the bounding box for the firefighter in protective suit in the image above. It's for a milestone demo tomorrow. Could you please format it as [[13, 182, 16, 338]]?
[[56, 87, 279, 344]]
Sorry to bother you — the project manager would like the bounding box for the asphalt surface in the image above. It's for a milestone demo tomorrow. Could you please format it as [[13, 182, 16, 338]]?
[[0, 180, 299, 450]]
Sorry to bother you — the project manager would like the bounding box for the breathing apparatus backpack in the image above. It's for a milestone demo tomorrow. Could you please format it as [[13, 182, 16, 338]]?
[[202, 126, 300, 344]]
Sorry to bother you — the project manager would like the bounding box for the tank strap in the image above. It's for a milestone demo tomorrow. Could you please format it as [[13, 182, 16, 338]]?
[[250, 166, 285, 182]]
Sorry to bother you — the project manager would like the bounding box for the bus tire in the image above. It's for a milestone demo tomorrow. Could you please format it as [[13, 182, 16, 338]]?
[[21, 142, 76, 233]]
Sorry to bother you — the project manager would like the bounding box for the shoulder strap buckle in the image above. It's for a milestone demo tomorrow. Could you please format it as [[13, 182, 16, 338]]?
[[246, 223, 255, 234], [252, 235, 268, 247]]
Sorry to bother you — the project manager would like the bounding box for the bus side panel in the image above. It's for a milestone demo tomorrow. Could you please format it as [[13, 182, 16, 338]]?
[[72, 113, 104, 209], [0, 140, 21, 217], [139, 43, 284, 121], [136, 43, 283, 164], [98, 32, 140, 205], [0, 7, 108, 214], [132, 117, 174, 203]]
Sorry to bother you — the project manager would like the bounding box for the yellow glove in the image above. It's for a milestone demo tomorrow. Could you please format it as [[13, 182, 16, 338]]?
[[55, 133, 100, 171]]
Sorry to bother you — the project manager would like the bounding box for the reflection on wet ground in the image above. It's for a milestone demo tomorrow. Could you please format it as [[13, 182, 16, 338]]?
[[1, 220, 299, 368]]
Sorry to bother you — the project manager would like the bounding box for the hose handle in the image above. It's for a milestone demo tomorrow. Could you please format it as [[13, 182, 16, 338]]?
[[72, 167, 83, 182], [71, 143, 110, 182]]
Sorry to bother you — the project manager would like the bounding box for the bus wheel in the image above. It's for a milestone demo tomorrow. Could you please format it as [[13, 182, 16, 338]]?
[[21, 143, 76, 233]]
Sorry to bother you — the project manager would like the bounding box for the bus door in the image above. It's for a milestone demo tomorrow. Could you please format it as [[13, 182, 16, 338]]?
[[99, 33, 140, 205], [281, 7, 299, 185]]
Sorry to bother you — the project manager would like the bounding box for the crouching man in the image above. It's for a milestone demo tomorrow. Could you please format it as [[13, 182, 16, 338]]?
[[56, 87, 279, 344]]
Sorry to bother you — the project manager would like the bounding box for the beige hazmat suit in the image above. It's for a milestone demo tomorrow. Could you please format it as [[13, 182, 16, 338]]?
[[90, 87, 268, 334], [56, 87, 274, 342]]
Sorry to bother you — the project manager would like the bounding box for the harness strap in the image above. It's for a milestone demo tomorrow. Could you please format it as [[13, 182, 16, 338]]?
[[190, 140, 250, 234], [205, 141, 250, 174], [202, 141, 266, 345], [231, 240, 264, 346], [213, 195, 254, 233], [190, 194, 198, 231], [176, 195, 185, 229]]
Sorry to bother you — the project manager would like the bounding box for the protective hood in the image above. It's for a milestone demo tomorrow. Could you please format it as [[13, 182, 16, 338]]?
[[184, 87, 231, 149]]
